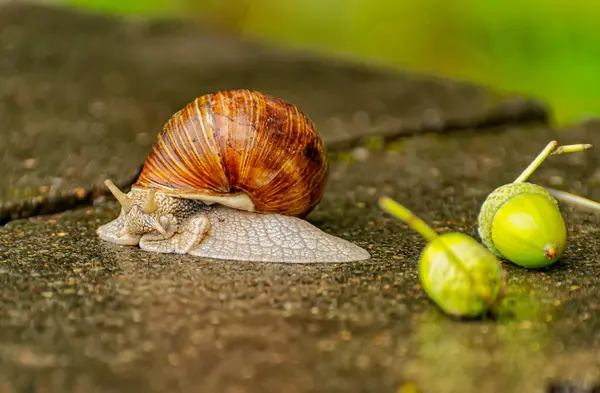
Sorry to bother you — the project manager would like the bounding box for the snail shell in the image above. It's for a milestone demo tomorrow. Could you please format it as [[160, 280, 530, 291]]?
[[134, 89, 328, 218]]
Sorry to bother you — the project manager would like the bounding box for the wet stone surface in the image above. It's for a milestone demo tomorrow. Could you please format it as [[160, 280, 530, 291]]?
[[0, 2, 548, 223], [3, 120, 600, 393]]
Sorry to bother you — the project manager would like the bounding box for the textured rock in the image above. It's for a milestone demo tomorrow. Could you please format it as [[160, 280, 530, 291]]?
[[2, 121, 600, 393]]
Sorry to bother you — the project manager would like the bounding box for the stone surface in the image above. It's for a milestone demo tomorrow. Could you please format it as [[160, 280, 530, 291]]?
[[0, 2, 548, 224], [3, 2, 599, 393], [2, 121, 600, 393]]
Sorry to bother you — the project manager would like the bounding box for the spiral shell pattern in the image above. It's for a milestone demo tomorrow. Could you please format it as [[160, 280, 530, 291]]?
[[134, 90, 328, 218]]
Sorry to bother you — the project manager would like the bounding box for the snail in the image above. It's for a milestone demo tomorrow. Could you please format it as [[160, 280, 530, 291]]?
[[477, 140, 592, 269], [379, 196, 506, 318], [97, 89, 370, 263]]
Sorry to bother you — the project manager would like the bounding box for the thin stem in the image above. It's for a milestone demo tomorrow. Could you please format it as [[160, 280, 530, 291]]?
[[378, 196, 439, 242], [514, 141, 593, 183], [545, 188, 600, 212], [514, 141, 558, 183], [550, 143, 593, 155], [379, 196, 481, 288]]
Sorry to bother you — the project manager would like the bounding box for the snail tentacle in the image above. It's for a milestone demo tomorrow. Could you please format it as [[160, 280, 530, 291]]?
[[143, 188, 159, 214], [104, 179, 133, 212]]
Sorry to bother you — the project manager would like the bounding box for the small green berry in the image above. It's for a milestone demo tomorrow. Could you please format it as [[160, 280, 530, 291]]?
[[477, 141, 592, 269], [420, 232, 505, 317], [379, 196, 506, 319], [478, 183, 566, 268]]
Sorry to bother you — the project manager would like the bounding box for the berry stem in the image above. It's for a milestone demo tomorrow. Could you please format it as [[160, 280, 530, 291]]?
[[550, 143, 593, 155], [378, 196, 439, 242], [514, 141, 593, 183], [514, 141, 557, 183], [545, 188, 600, 212], [378, 196, 474, 275]]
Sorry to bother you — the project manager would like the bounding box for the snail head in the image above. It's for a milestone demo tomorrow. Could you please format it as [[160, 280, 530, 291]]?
[[104, 179, 171, 238]]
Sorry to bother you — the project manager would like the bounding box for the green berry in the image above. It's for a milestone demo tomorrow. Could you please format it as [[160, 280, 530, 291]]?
[[379, 196, 506, 319], [477, 140, 591, 269], [419, 232, 505, 317], [478, 182, 566, 268]]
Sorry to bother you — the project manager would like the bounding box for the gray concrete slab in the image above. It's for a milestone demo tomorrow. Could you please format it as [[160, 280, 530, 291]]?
[[2, 121, 600, 393], [0, 2, 548, 224]]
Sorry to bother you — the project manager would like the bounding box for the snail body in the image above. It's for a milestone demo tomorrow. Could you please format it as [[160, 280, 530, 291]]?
[[477, 141, 592, 268], [379, 197, 506, 318], [97, 90, 370, 263]]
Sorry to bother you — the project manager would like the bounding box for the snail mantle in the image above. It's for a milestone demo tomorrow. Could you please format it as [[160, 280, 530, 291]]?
[[96, 89, 370, 263]]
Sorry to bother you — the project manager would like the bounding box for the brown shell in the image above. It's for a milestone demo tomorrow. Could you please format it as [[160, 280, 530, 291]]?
[[134, 89, 328, 218]]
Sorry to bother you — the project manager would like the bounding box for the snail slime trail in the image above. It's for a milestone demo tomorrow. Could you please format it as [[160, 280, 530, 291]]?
[[97, 90, 370, 263], [477, 141, 592, 269]]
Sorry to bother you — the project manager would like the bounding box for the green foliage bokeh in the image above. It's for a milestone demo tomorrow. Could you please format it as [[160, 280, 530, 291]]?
[[63, 0, 600, 125]]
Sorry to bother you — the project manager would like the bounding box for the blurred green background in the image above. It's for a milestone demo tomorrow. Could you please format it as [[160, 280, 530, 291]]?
[[59, 0, 599, 126]]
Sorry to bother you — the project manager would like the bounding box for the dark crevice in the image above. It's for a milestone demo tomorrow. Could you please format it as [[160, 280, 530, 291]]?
[[0, 166, 143, 226], [325, 98, 549, 152]]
